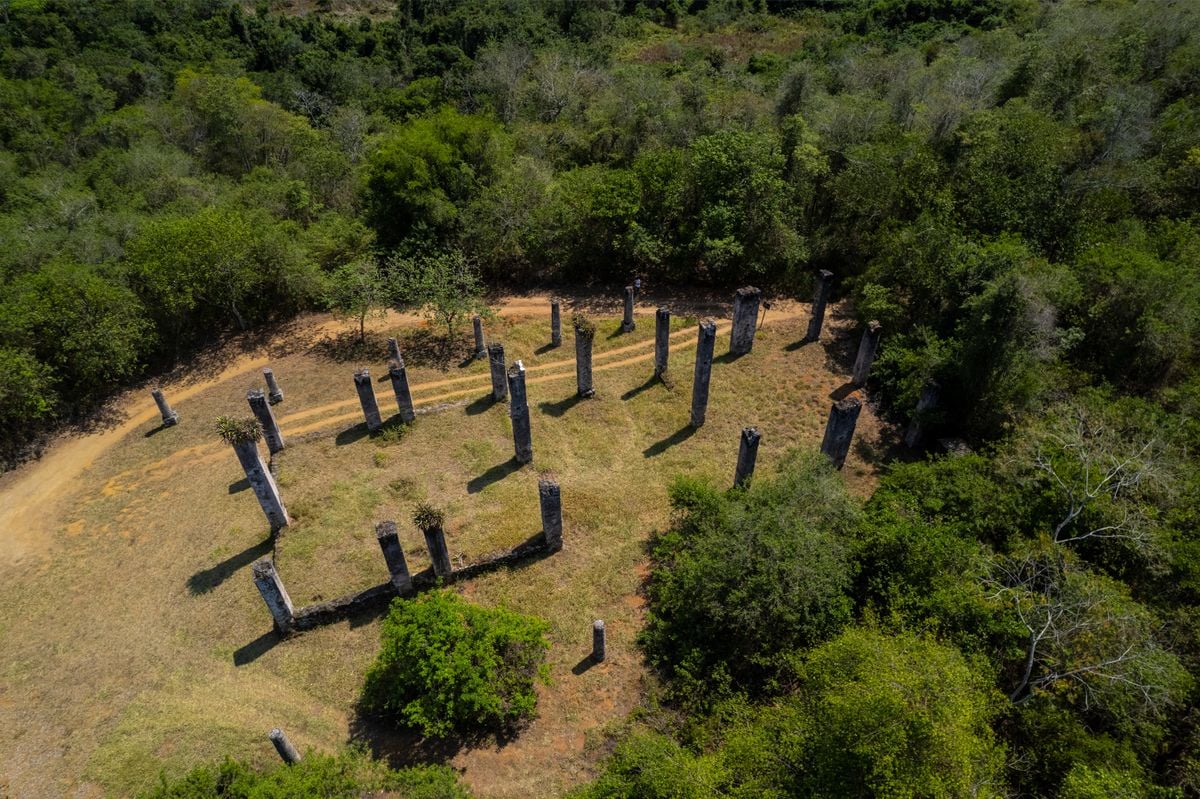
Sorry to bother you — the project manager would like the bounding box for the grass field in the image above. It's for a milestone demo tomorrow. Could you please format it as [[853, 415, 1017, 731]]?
[[0, 293, 891, 799]]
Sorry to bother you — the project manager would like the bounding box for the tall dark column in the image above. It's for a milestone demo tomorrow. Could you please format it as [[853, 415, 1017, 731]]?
[[354, 369, 382, 432], [574, 319, 595, 398], [388, 357, 416, 423], [247, 389, 284, 454], [592, 620, 606, 662], [152, 388, 178, 426], [232, 439, 290, 530], [268, 728, 302, 764], [473, 315, 485, 359], [263, 368, 284, 404], [689, 319, 717, 428], [806, 270, 834, 342], [488, 343, 508, 402], [654, 307, 670, 378], [729, 286, 761, 355], [905, 382, 940, 448], [820, 396, 862, 470], [252, 558, 295, 632], [508, 360, 533, 464], [733, 426, 761, 488], [375, 520, 413, 594], [423, 523, 453, 578], [550, 299, 562, 347], [852, 321, 882, 386], [622, 286, 636, 333], [539, 479, 562, 552]]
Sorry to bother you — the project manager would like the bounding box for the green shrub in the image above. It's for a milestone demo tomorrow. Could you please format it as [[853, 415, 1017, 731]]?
[[565, 731, 728, 799], [361, 590, 550, 737]]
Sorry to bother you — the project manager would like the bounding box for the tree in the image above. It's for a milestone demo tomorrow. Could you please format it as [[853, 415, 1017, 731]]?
[[391, 249, 488, 352], [325, 257, 392, 343]]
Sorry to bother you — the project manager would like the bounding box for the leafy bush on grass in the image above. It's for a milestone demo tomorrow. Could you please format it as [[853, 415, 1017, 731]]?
[[361, 590, 550, 738], [140, 749, 470, 799]]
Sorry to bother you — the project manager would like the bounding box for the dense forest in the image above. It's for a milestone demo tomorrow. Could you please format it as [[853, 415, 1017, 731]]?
[[2, 0, 1199, 796]]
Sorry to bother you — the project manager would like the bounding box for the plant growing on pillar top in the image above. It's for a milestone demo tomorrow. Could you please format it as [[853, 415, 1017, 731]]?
[[215, 415, 263, 446], [572, 313, 595, 338]]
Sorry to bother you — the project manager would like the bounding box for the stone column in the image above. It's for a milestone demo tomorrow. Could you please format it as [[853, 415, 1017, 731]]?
[[388, 358, 416, 423], [539, 479, 562, 552], [233, 439, 290, 530], [263, 368, 284, 404], [488, 343, 507, 402], [905, 382, 940, 448], [575, 320, 595, 398], [654, 307, 670, 378], [820, 396, 862, 470], [375, 520, 413, 594], [733, 426, 761, 489], [387, 336, 402, 364], [730, 286, 762, 355], [852, 321, 882, 386], [550, 299, 562, 347], [247, 389, 284, 455], [592, 619, 606, 662], [473, 315, 485, 359], [268, 728, 301, 765], [508, 360, 533, 464], [252, 558, 295, 632], [689, 319, 717, 428], [353, 369, 382, 432], [622, 286, 636, 333], [806, 269, 834, 342], [151, 388, 178, 426], [423, 523, 453, 578]]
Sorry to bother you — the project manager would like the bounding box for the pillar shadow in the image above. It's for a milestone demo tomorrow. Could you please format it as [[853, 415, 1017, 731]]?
[[143, 424, 169, 438], [571, 654, 599, 675], [784, 336, 815, 351], [467, 457, 522, 494], [607, 326, 632, 340], [621, 375, 659, 401], [714, 351, 744, 364], [537, 394, 582, 417], [233, 629, 283, 666], [830, 381, 857, 401], [188, 537, 274, 595], [643, 425, 696, 457], [335, 423, 370, 446], [534, 342, 558, 355], [227, 477, 250, 494], [347, 710, 497, 769], [464, 394, 495, 416]]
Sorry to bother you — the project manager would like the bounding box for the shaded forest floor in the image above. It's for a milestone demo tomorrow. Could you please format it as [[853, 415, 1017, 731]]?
[[0, 291, 894, 799]]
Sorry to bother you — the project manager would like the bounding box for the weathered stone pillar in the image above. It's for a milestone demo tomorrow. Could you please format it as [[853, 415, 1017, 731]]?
[[233, 438, 290, 530], [353, 369, 382, 432], [622, 286, 636, 333], [423, 523, 453, 578], [252, 558, 295, 632], [247, 389, 284, 455], [152, 388, 178, 426], [473, 315, 485, 359], [806, 269, 834, 342], [375, 520, 413, 594], [263, 368, 283, 404], [730, 286, 762, 355], [820, 396, 862, 470], [689, 319, 717, 428], [488, 343, 507, 402], [387, 336, 402, 364], [592, 619, 606, 662], [654, 307, 670, 378], [733, 426, 761, 488], [268, 728, 301, 765], [852, 321, 882, 386], [550, 299, 562, 347], [539, 479, 562, 552], [574, 318, 595, 398], [388, 358, 415, 423], [905, 382, 940, 449], [508, 360, 533, 464]]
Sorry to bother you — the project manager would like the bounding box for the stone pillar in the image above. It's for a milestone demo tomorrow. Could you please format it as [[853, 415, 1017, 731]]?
[[806, 269, 834, 342], [387, 336, 402, 364], [730, 286, 762, 355], [852, 321, 882, 386], [820, 396, 862, 470], [550, 299, 562, 347], [539, 479, 562, 552], [151, 388, 178, 426], [233, 439, 290, 530], [575, 321, 595, 398], [423, 523, 453, 578], [654, 307, 670, 378], [268, 728, 301, 765], [689, 319, 717, 428], [353, 369, 382, 433], [592, 619, 606, 662], [508, 360, 533, 464], [388, 358, 416, 424], [621, 286, 636, 333], [488, 343, 507, 402], [252, 558, 295, 632], [375, 520, 413, 594], [247, 389, 284, 455], [473, 315, 485, 359], [733, 426, 761, 489], [905, 382, 940, 449], [263, 368, 284, 404]]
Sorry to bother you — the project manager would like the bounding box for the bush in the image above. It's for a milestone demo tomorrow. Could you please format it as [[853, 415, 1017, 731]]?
[[361, 590, 550, 737]]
